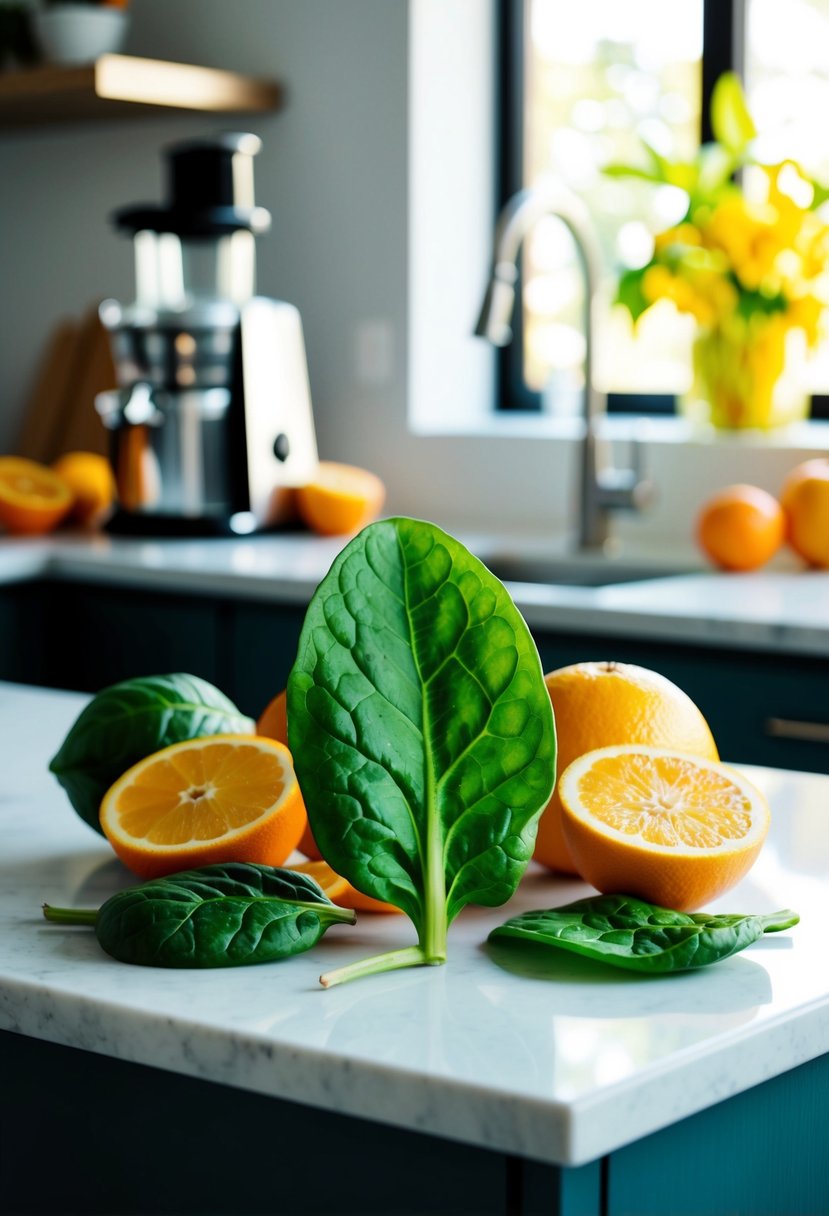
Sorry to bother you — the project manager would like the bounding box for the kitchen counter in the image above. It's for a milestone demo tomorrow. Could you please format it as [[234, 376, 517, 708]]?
[[2, 680, 827, 1180], [1, 526, 829, 658]]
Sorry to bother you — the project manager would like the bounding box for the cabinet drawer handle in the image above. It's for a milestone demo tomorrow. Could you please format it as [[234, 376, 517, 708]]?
[[765, 717, 829, 744]]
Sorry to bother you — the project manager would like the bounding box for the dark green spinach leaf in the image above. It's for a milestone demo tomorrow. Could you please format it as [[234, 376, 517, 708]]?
[[43, 862, 355, 967], [287, 517, 556, 986], [489, 895, 799, 973], [49, 673, 255, 834]]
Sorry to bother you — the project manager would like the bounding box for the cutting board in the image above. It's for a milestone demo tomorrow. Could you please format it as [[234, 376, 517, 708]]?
[[17, 306, 116, 462], [16, 318, 80, 463]]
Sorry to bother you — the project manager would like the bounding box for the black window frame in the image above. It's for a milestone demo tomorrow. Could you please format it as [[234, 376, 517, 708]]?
[[495, 0, 736, 416]]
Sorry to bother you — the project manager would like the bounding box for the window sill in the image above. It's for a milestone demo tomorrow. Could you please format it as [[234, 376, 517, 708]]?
[[412, 408, 829, 450]]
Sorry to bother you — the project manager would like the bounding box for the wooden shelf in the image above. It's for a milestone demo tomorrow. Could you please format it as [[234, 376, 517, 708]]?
[[0, 54, 283, 128]]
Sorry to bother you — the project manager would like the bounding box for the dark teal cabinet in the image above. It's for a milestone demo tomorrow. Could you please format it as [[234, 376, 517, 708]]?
[[226, 599, 314, 717], [1, 579, 826, 775], [607, 1052, 829, 1216], [0, 580, 225, 699], [0, 581, 304, 721], [2, 1031, 827, 1216], [0, 1032, 511, 1216]]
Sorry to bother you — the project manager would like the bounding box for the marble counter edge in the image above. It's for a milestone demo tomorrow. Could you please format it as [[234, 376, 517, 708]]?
[[514, 598, 829, 657], [0, 545, 53, 586], [566, 997, 829, 1163], [2, 966, 827, 1168], [45, 551, 321, 606], [0, 975, 572, 1165]]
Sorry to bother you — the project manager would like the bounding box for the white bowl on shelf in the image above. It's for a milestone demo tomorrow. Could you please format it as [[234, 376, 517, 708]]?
[[32, 4, 129, 65]]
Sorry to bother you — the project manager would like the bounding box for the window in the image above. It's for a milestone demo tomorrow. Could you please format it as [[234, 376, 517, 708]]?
[[499, 0, 829, 417]]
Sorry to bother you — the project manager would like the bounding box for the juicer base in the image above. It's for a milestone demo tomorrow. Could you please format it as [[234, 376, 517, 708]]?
[[105, 510, 249, 539]]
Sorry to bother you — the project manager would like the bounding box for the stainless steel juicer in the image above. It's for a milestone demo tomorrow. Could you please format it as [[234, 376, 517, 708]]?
[[96, 132, 318, 535]]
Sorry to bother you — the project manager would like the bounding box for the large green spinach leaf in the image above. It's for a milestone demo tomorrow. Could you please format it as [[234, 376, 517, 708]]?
[[287, 517, 556, 986], [489, 895, 799, 973], [43, 862, 355, 967], [49, 673, 255, 834]]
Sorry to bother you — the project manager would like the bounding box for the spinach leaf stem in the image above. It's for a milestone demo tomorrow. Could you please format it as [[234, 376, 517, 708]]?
[[42, 904, 98, 925], [320, 944, 443, 988]]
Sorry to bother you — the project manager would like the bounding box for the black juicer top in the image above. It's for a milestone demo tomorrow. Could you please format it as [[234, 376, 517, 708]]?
[[114, 132, 272, 237]]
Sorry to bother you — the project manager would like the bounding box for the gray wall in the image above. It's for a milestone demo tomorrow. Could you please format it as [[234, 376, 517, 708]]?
[[0, 0, 408, 474]]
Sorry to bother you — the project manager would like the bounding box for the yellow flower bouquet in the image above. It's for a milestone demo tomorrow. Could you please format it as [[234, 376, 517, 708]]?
[[610, 73, 829, 429]]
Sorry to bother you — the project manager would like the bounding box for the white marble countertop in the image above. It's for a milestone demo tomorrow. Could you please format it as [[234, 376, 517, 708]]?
[[1, 527, 828, 657], [2, 681, 827, 1167]]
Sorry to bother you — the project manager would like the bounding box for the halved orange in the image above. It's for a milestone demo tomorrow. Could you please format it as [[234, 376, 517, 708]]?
[[559, 744, 770, 911], [0, 456, 73, 535], [295, 461, 385, 537], [288, 858, 402, 914], [99, 734, 306, 880], [287, 859, 350, 903]]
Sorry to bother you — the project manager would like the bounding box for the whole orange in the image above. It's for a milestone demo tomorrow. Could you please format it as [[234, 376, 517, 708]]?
[[695, 483, 785, 572], [779, 458, 829, 568], [534, 661, 719, 874], [256, 689, 289, 743], [52, 451, 115, 527], [256, 689, 321, 860]]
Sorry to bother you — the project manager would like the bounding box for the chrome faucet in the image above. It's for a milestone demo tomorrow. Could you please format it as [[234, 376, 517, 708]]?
[[475, 185, 652, 550]]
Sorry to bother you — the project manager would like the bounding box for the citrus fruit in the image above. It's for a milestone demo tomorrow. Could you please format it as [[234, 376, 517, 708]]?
[[558, 744, 770, 911], [0, 456, 73, 535], [534, 661, 719, 875], [296, 822, 324, 862], [779, 458, 829, 568], [52, 451, 116, 526], [295, 461, 385, 536], [99, 734, 306, 880], [256, 689, 289, 742], [695, 483, 785, 571], [289, 859, 401, 914], [256, 689, 321, 860], [289, 859, 350, 904]]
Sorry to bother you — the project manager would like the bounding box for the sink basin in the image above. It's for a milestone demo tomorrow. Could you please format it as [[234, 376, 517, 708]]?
[[482, 554, 692, 588]]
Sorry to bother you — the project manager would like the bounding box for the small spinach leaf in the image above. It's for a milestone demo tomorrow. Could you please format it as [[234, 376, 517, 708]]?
[[44, 862, 355, 967], [489, 895, 798, 973], [287, 517, 556, 986], [49, 674, 255, 834]]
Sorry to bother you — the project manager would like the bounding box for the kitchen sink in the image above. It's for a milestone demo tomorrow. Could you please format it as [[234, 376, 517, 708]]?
[[481, 554, 693, 588]]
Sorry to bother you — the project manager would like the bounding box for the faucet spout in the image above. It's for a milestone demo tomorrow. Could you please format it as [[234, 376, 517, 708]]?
[[476, 184, 652, 551]]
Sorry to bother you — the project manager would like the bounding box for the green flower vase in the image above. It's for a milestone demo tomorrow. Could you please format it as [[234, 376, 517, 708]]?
[[683, 315, 810, 431]]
